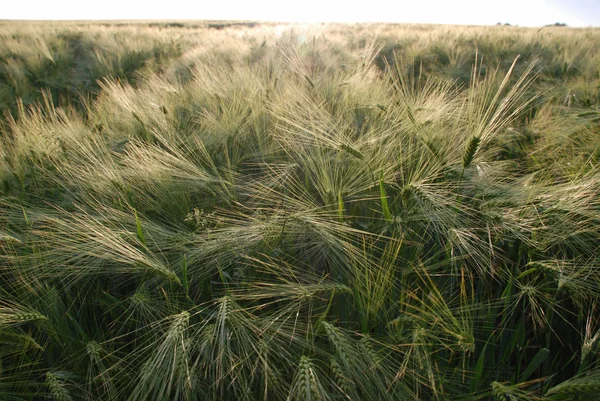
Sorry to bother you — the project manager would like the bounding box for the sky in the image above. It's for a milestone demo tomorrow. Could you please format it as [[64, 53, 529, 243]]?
[[2, 0, 600, 27]]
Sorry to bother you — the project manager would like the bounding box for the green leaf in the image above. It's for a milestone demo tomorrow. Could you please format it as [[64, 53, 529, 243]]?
[[182, 254, 189, 300], [379, 173, 392, 222], [472, 341, 490, 392], [516, 267, 538, 280], [520, 347, 549, 382], [134, 210, 146, 247]]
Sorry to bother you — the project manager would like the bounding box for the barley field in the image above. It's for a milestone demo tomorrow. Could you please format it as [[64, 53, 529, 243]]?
[[1, 20, 600, 400]]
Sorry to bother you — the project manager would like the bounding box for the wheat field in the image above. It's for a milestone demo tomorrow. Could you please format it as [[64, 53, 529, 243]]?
[[1, 20, 600, 400]]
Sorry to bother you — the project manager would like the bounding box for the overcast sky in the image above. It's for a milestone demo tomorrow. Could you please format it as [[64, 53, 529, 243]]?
[[3, 0, 600, 27]]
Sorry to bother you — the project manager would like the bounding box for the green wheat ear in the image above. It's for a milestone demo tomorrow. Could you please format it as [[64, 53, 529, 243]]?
[[337, 190, 344, 222], [546, 372, 600, 397], [0, 303, 48, 326], [339, 143, 364, 160], [46, 372, 73, 401], [288, 356, 330, 401], [462, 135, 481, 171]]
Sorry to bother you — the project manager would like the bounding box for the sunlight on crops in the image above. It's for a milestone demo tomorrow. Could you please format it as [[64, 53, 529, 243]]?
[[1, 20, 600, 401]]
